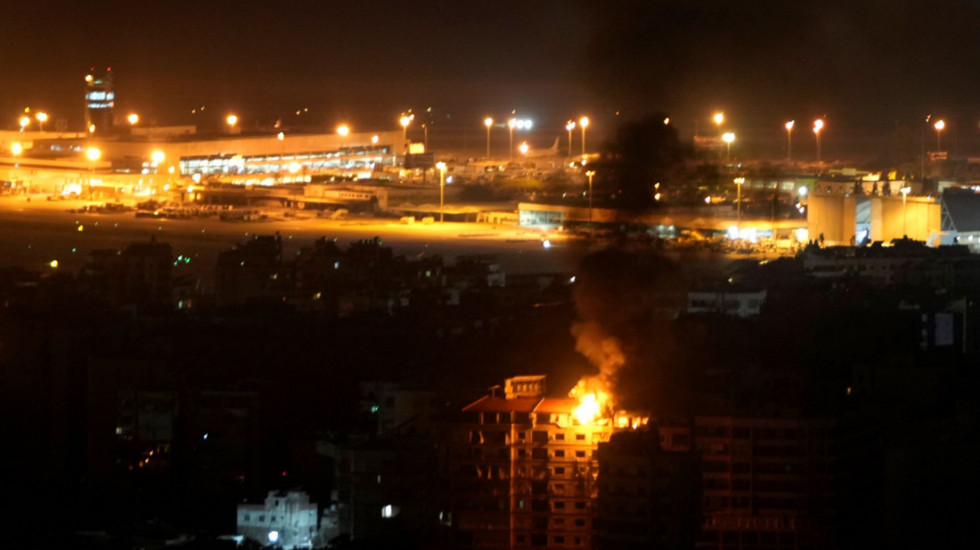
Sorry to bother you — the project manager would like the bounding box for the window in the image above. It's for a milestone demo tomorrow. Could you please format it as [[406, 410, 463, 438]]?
[[555, 433, 565, 441], [575, 450, 586, 458], [554, 501, 565, 509], [574, 501, 585, 510], [555, 450, 565, 458], [575, 433, 585, 441], [554, 536, 565, 544], [554, 467, 565, 475], [532, 430, 548, 443], [574, 519, 586, 527]]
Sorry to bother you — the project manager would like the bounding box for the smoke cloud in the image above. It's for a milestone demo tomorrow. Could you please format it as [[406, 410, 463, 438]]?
[[568, 247, 678, 410]]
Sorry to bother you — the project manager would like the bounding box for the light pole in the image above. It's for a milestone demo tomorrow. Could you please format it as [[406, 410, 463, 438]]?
[[86, 146, 100, 199], [734, 177, 745, 239], [150, 150, 164, 194], [400, 114, 413, 150], [566, 120, 576, 158], [579, 116, 589, 157], [785, 120, 795, 161], [19, 115, 30, 132], [813, 119, 824, 163], [437, 161, 447, 223], [934, 119, 945, 151], [484, 117, 493, 158], [508, 118, 517, 162], [35, 112, 48, 132], [585, 170, 595, 238], [722, 132, 735, 161], [337, 125, 350, 168], [901, 186, 911, 237], [277, 132, 285, 184]]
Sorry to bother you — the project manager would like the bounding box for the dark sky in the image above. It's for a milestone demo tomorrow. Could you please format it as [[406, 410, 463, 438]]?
[[3, 1, 980, 155]]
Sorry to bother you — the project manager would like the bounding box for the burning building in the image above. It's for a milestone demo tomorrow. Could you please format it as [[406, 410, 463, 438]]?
[[449, 375, 647, 549]]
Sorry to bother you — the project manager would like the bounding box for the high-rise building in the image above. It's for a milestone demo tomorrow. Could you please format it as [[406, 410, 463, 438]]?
[[84, 68, 114, 134], [450, 376, 648, 550]]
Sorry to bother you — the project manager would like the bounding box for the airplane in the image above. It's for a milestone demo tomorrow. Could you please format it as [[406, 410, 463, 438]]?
[[518, 136, 561, 159]]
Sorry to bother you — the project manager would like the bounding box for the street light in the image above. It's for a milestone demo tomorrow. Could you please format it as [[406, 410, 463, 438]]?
[[484, 117, 493, 158], [337, 124, 349, 137], [579, 116, 589, 157], [901, 186, 911, 237], [19, 115, 30, 132], [519, 142, 529, 156], [722, 132, 735, 161], [436, 161, 447, 223], [813, 119, 824, 163], [127, 113, 139, 126], [11, 142, 23, 156], [35, 112, 48, 132], [151, 150, 165, 164], [934, 119, 946, 151], [565, 120, 576, 157], [400, 114, 413, 149], [86, 147, 101, 198], [734, 177, 745, 239], [713, 112, 725, 127], [785, 120, 795, 161], [585, 170, 595, 238], [226, 114, 238, 134], [277, 132, 285, 183]]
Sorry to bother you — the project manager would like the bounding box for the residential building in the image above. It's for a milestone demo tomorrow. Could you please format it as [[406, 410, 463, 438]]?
[[237, 490, 319, 549], [450, 376, 647, 550]]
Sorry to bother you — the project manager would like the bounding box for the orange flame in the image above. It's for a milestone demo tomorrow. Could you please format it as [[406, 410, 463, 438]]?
[[569, 379, 613, 426]]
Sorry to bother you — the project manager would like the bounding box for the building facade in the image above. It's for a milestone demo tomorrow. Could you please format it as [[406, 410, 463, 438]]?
[[237, 490, 319, 549]]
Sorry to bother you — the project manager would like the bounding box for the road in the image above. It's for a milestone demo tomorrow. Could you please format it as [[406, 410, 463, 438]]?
[[0, 196, 588, 290]]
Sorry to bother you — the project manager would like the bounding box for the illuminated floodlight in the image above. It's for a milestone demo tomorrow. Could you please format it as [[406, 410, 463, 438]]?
[[514, 119, 533, 130], [371, 135, 379, 144], [226, 114, 238, 127], [519, 142, 529, 155], [11, 142, 23, 155], [934, 119, 946, 131], [798, 186, 808, 196], [268, 531, 279, 543], [86, 147, 101, 161], [127, 113, 139, 125], [565, 121, 576, 132], [722, 132, 735, 144], [713, 112, 724, 126], [151, 150, 165, 164], [785, 120, 795, 131], [337, 124, 350, 137], [19, 115, 30, 129]]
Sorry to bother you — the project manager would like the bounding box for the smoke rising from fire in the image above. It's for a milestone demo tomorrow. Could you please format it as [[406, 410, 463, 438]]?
[[568, 247, 678, 411]]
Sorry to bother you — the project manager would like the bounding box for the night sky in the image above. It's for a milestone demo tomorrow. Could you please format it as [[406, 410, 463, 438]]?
[[3, 1, 980, 154]]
